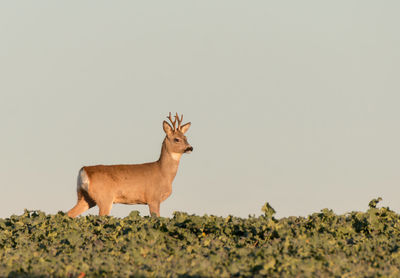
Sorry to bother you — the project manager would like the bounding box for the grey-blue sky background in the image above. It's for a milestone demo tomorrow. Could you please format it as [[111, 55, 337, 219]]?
[[1, 1, 399, 218]]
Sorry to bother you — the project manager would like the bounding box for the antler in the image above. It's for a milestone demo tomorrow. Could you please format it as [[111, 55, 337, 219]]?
[[175, 113, 183, 130], [167, 112, 177, 130], [166, 112, 185, 131]]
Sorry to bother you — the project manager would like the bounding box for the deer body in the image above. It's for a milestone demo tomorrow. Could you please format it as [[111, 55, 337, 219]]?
[[67, 113, 192, 217]]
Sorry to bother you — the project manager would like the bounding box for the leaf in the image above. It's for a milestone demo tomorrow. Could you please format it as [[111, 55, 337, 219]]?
[[368, 197, 382, 209], [261, 202, 276, 219]]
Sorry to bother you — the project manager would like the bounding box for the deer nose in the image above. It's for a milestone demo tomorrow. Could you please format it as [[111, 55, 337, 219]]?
[[185, 146, 193, 153]]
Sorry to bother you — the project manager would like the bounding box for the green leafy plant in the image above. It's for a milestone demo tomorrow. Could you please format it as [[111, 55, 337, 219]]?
[[261, 202, 276, 219], [0, 199, 399, 277], [368, 197, 382, 208]]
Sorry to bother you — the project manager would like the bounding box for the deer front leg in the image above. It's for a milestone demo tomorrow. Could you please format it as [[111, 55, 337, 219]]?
[[148, 202, 160, 217]]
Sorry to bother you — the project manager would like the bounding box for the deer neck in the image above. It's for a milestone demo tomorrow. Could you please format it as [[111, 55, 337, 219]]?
[[158, 138, 181, 182]]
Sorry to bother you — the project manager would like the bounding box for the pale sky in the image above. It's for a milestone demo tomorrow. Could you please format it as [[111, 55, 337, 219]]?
[[1, 1, 399, 218]]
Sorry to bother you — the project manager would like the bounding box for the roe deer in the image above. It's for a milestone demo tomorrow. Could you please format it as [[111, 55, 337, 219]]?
[[67, 113, 193, 217]]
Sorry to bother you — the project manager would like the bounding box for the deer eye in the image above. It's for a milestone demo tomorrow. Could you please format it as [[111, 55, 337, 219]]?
[[174, 138, 180, 143]]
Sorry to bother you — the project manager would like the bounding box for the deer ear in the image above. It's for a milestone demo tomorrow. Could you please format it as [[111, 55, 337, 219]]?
[[180, 122, 191, 134], [163, 121, 173, 135]]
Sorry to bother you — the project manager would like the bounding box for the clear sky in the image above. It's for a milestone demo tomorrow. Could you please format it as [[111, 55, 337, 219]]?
[[1, 1, 399, 219]]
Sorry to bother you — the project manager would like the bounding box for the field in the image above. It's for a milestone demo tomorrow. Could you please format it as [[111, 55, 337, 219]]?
[[1, 198, 400, 277]]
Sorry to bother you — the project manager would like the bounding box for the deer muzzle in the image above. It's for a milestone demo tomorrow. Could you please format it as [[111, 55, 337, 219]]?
[[184, 146, 193, 153]]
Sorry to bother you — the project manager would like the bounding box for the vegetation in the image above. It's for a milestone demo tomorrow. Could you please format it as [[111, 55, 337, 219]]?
[[1, 198, 400, 277]]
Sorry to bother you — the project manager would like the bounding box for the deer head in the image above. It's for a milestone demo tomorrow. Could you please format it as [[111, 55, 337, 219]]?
[[163, 112, 193, 154]]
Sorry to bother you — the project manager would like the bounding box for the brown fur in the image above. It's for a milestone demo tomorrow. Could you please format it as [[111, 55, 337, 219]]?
[[67, 115, 192, 217]]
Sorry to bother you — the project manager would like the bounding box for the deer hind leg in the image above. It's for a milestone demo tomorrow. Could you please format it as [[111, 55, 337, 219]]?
[[67, 189, 96, 218], [89, 187, 114, 216], [98, 200, 113, 216]]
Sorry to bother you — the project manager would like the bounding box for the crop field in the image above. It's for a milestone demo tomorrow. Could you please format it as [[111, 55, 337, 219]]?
[[1, 198, 400, 277]]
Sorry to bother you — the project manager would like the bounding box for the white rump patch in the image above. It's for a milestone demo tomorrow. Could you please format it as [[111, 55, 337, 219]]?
[[77, 168, 89, 192]]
